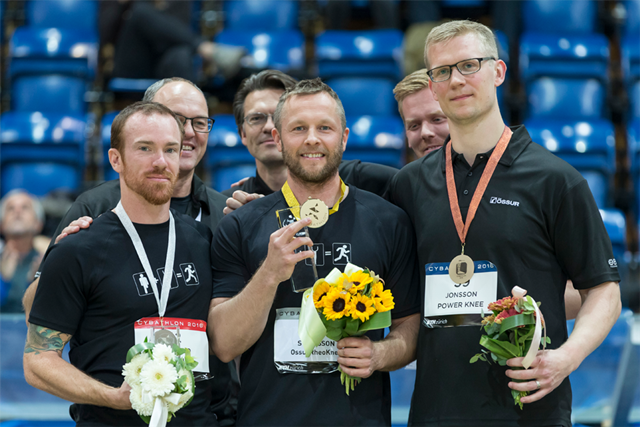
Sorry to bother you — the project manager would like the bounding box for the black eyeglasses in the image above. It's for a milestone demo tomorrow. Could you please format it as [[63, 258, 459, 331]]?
[[175, 113, 214, 133], [244, 112, 275, 127], [427, 57, 496, 82]]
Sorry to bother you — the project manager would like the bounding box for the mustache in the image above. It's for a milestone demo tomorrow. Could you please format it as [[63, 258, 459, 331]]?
[[145, 168, 175, 180]]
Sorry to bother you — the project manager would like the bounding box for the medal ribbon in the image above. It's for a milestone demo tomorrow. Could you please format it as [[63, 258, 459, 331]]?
[[445, 126, 513, 247], [114, 201, 176, 319], [281, 179, 347, 219]]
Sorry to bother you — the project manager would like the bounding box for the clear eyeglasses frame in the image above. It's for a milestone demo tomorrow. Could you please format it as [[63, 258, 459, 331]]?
[[427, 57, 496, 82], [244, 112, 275, 127]]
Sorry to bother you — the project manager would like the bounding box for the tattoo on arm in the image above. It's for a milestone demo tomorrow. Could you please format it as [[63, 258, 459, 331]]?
[[24, 324, 71, 355]]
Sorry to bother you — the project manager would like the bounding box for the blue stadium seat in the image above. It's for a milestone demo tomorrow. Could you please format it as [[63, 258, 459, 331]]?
[[211, 164, 256, 193], [526, 78, 605, 120], [527, 118, 615, 207], [12, 75, 87, 113], [599, 208, 627, 261], [107, 78, 156, 94], [207, 114, 253, 170], [624, 0, 640, 35], [342, 115, 405, 168], [522, 0, 597, 33], [570, 309, 634, 424], [0, 111, 86, 196], [101, 111, 119, 182], [9, 27, 98, 80], [26, 0, 98, 30], [2, 163, 79, 197], [215, 30, 304, 72], [442, 0, 486, 5], [224, 0, 298, 31], [519, 33, 609, 82], [316, 30, 403, 80], [390, 363, 416, 426], [632, 81, 640, 120], [622, 35, 640, 88], [329, 77, 397, 117], [630, 118, 640, 175]]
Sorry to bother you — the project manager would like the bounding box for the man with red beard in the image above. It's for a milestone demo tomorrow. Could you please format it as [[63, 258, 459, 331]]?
[[24, 102, 218, 426], [208, 79, 420, 426]]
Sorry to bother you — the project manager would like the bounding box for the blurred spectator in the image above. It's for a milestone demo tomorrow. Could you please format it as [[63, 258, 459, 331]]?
[[0, 190, 48, 313], [324, 0, 400, 29], [100, 0, 245, 80]]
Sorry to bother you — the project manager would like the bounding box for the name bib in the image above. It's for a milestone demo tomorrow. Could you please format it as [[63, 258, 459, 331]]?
[[423, 261, 497, 328], [134, 317, 209, 373], [273, 307, 338, 374]]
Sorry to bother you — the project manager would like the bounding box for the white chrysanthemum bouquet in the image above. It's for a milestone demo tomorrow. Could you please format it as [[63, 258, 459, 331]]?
[[122, 341, 198, 426]]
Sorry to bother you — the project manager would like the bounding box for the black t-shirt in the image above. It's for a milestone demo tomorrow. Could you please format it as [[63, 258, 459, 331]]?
[[211, 185, 420, 426], [221, 160, 398, 198], [388, 125, 620, 427], [30, 211, 217, 426]]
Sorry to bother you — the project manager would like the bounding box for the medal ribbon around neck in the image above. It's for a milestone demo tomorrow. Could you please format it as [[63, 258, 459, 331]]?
[[281, 178, 347, 219], [114, 201, 176, 320], [445, 126, 513, 249]]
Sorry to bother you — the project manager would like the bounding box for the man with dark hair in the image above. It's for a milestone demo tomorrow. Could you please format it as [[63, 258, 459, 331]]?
[[222, 70, 399, 213], [24, 102, 218, 426], [22, 77, 235, 423], [209, 78, 420, 426]]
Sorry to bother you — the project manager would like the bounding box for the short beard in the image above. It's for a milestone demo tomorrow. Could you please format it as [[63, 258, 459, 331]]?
[[122, 159, 176, 206], [281, 142, 342, 185]]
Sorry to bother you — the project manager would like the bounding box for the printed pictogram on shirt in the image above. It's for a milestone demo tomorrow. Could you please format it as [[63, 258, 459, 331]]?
[[332, 243, 352, 265], [133, 272, 156, 297], [179, 263, 200, 286], [156, 267, 179, 290], [305, 243, 325, 267]]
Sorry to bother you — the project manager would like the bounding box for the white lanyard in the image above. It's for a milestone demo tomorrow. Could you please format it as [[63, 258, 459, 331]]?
[[114, 201, 176, 319]]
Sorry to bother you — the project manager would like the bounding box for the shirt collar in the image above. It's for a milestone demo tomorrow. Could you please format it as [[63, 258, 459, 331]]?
[[439, 125, 532, 173]]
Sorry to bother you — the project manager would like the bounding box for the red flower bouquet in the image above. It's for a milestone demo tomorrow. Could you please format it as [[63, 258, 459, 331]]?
[[470, 287, 549, 409]]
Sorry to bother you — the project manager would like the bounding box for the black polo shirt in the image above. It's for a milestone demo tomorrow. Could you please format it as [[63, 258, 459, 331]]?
[[221, 159, 398, 198], [389, 125, 620, 427]]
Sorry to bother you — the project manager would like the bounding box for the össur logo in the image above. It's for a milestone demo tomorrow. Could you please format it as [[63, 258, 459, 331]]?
[[490, 196, 520, 207], [608, 258, 618, 268]]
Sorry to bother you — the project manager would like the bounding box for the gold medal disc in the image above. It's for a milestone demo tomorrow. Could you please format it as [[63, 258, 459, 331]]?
[[449, 254, 474, 284], [300, 199, 329, 228]]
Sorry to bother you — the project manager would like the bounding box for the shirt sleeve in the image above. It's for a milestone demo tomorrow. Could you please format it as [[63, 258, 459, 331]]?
[[340, 160, 399, 198], [29, 238, 90, 335], [35, 201, 96, 279], [552, 179, 620, 289], [210, 215, 252, 299], [382, 209, 421, 319]]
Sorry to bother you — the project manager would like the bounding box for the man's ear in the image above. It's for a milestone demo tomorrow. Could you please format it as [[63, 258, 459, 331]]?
[[240, 125, 248, 148], [494, 60, 507, 88], [428, 79, 439, 102], [341, 127, 349, 153], [108, 148, 123, 174], [272, 128, 283, 153]]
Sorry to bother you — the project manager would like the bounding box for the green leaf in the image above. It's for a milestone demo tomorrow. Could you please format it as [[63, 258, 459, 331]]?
[[470, 354, 481, 363], [358, 311, 392, 333], [498, 313, 535, 335], [126, 342, 155, 363], [479, 335, 521, 359], [344, 318, 359, 336], [172, 345, 186, 356], [140, 414, 151, 424], [183, 348, 198, 371]]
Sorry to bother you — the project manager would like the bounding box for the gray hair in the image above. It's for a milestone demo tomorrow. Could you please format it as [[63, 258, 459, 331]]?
[[273, 78, 346, 133], [424, 20, 499, 69], [142, 77, 205, 102], [0, 189, 45, 224]]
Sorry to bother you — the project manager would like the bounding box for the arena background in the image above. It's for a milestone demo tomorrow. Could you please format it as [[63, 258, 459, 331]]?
[[0, 0, 639, 425]]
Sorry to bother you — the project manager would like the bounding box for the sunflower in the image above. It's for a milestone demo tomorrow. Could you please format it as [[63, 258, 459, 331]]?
[[313, 281, 332, 309], [373, 289, 394, 312], [370, 281, 384, 298], [323, 288, 351, 320], [343, 270, 374, 295], [350, 294, 376, 322]]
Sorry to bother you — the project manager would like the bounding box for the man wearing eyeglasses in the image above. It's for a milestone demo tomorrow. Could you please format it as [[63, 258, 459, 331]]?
[[22, 78, 236, 423], [388, 20, 621, 426], [222, 70, 400, 214]]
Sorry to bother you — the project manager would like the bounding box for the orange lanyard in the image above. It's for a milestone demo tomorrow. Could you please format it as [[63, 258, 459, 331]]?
[[445, 126, 513, 249]]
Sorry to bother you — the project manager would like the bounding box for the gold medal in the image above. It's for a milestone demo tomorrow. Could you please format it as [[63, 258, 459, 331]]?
[[449, 254, 474, 284], [300, 198, 329, 228]]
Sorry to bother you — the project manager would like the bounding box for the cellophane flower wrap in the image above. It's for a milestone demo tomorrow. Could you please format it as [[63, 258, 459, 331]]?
[[470, 286, 550, 409], [122, 340, 198, 426], [298, 262, 394, 395]]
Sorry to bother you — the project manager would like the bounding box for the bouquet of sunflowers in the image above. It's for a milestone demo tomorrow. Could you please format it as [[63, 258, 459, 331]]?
[[470, 286, 549, 409], [299, 262, 394, 395]]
